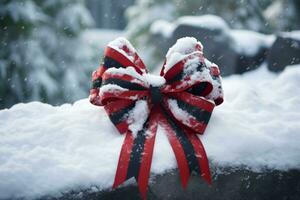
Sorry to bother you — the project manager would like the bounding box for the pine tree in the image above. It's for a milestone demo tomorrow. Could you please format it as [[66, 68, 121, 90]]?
[[0, 0, 97, 108]]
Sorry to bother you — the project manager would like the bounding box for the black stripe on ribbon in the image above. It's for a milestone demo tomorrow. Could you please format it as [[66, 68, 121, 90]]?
[[160, 105, 201, 175], [92, 78, 102, 89], [187, 82, 209, 96], [103, 56, 125, 69], [174, 98, 211, 124], [103, 78, 147, 91], [167, 62, 206, 84], [109, 102, 136, 125], [126, 118, 150, 180]]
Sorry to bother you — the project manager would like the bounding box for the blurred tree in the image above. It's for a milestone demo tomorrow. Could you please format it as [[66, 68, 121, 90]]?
[[264, 0, 300, 32], [125, 0, 176, 69], [0, 0, 97, 108], [125, 0, 299, 70], [86, 0, 134, 29]]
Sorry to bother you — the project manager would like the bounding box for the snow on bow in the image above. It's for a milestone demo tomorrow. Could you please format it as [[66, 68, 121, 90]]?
[[89, 37, 223, 199]]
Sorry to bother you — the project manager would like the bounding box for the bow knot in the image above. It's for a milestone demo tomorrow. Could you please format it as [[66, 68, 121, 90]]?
[[150, 85, 163, 106], [90, 37, 223, 199]]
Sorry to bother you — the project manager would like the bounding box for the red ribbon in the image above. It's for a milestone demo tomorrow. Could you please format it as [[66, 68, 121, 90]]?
[[90, 38, 223, 199]]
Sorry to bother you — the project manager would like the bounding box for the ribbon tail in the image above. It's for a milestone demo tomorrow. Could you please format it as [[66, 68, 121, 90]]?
[[137, 108, 159, 199], [159, 106, 211, 188], [113, 111, 158, 200], [185, 130, 212, 184], [158, 110, 190, 188], [113, 131, 134, 188]]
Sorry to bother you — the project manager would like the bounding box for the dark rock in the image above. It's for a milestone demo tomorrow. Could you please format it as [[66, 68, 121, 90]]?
[[150, 168, 300, 200], [267, 33, 300, 72], [41, 168, 300, 200], [236, 45, 269, 74]]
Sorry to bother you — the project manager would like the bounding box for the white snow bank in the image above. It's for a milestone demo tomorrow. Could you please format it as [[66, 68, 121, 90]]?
[[230, 29, 275, 56], [280, 30, 300, 41], [177, 15, 229, 31], [1, 65, 300, 199]]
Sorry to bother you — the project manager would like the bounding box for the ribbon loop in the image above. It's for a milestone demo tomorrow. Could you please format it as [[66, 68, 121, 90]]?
[[89, 37, 224, 199]]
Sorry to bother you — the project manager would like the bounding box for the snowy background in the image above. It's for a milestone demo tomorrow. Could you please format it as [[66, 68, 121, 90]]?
[[1, 0, 300, 108], [1, 0, 300, 199]]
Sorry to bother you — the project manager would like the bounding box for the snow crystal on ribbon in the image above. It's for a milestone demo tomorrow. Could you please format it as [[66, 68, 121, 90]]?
[[164, 37, 203, 74], [166, 56, 212, 91], [143, 74, 166, 87], [99, 84, 128, 96], [183, 57, 201, 75], [206, 76, 223, 103], [106, 67, 166, 88], [167, 99, 196, 126], [184, 56, 212, 83], [105, 67, 146, 86], [203, 59, 223, 102], [127, 100, 149, 137], [189, 69, 212, 86], [108, 37, 136, 62]]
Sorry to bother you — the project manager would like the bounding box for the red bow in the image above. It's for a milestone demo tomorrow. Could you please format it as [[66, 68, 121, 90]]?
[[90, 37, 223, 199]]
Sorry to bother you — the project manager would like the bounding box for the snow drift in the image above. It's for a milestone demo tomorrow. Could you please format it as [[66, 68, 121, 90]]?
[[1, 65, 300, 199]]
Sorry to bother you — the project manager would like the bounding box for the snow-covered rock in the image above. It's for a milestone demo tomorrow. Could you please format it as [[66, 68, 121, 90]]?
[[150, 15, 275, 76], [176, 15, 229, 32], [1, 65, 300, 199], [230, 30, 275, 57]]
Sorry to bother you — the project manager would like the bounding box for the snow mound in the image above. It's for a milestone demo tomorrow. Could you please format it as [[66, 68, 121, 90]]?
[[177, 15, 229, 31], [1, 65, 300, 199], [280, 30, 300, 41], [150, 15, 229, 39], [230, 29, 275, 56]]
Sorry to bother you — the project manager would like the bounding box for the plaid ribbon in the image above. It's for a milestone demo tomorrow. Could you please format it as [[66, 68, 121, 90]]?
[[90, 38, 223, 199]]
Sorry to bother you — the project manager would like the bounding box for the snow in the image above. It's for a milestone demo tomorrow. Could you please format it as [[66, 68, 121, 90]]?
[[105, 67, 145, 84], [108, 37, 136, 62], [1, 65, 300, 199], [143, 74, 166, 87], [230, 29, 275, 56], [167, 99, 195, 127], [150, 16, 278, 58], [1, 1, 46, 23], [164, 37, 203, 74], [104, 67, 166, 87], [127, 100, 149, 138], [99, 84, 128, 96], [281, 30, 300, 41], [177, 15, 229, 31]]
